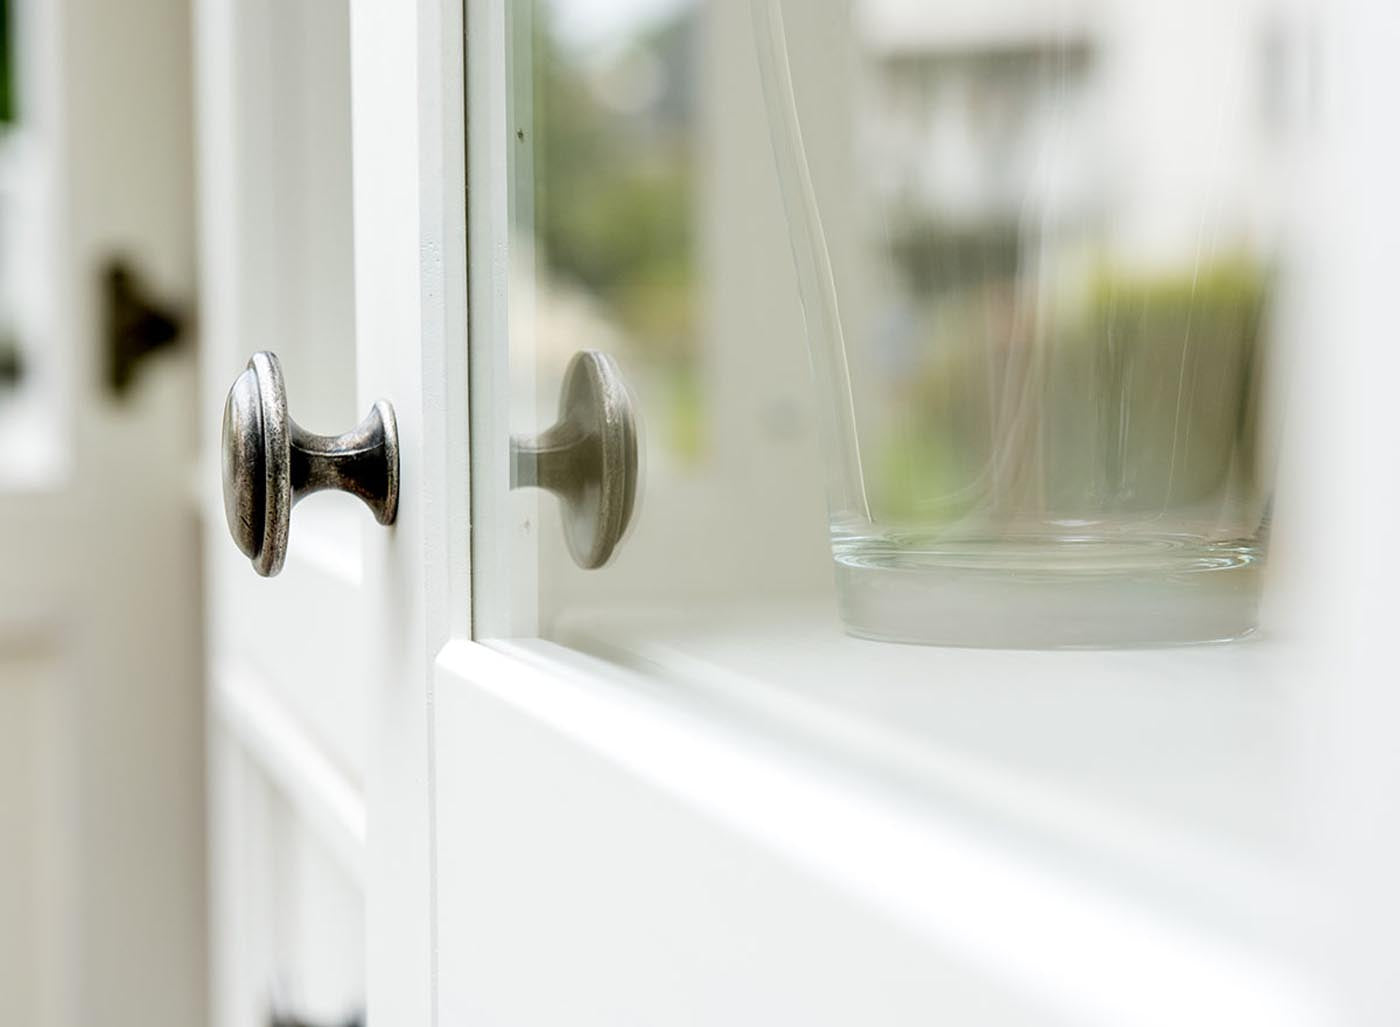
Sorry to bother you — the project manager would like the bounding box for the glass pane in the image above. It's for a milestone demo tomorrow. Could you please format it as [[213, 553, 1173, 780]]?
[[483, 0, 1318, 650], [0, 0, 68, 487], [492, 0, 834, 642], [748, 0, 1307, 646]]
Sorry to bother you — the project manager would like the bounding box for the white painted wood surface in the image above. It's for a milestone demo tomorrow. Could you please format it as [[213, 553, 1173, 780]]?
[[553, 602, 1303, 886], [435, 639, 1320, 1027], [197, 0, 1400, 1024], [453, 0, 1316, 1019], [196, 0, 465, 1023], [434, 1, 1381, 1025], [1294, 0, 1400, 1021], [0, 1, 203, 1026]]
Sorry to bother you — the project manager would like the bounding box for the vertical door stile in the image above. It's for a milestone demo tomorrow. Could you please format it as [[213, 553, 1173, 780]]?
[[343, 0, 468, 1023], [345, 0, 431, 1022], [466, 0, 545, 642]]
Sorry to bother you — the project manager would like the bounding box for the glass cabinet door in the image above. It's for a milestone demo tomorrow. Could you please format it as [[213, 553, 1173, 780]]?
[[459, 0, 1333, 1021], [472, 0, 834, 645], [474, 0, 1317, 649]]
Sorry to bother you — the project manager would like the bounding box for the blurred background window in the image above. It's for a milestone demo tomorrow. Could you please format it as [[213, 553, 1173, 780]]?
[[0, 0, 62, 486], [0, 0, 16, 393], [524, 0, 703, 465], [497, 0, 1313, 644]]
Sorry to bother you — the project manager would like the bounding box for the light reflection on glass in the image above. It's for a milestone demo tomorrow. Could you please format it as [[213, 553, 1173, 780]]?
[[511, 0, 1315, 646]]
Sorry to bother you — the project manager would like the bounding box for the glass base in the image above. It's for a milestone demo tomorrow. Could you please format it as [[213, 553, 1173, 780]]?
[[833, 536, 1262, 649]]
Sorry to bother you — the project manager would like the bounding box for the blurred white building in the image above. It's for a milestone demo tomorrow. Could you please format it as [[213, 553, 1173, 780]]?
[[862, 0, 1313, 276]]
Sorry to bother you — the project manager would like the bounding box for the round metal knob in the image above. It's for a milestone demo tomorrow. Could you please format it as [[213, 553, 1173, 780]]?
[[222, 351, 399, 577], [511, 351, 639, 569]]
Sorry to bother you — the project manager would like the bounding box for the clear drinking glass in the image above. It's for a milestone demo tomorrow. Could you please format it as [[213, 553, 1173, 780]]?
[[752, 0, 1308, 646]]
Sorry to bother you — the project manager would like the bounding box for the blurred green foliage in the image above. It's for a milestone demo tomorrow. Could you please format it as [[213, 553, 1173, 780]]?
[[874, 257, 1271, 524], [1068, 258, 1268, 509], [531, 7, 702, 461], [0, 0, 13, 124]]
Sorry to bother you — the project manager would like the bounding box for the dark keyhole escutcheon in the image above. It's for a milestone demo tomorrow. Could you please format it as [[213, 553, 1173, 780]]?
[[103, 258, 186, 396]]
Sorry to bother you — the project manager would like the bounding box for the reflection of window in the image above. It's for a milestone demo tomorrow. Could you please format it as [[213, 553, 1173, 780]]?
[[854, 7, 1280, 524], [528, 0, 702, 464], [874, 43, 1096, 230]]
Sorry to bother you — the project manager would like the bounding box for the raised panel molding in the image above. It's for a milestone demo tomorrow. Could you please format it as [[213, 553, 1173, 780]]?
[[212, 665, 367, 883]]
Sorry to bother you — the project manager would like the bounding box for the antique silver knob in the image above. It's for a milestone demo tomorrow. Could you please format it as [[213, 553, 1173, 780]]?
[[511, 351, 639, 569], [222, 351, 399, 577]]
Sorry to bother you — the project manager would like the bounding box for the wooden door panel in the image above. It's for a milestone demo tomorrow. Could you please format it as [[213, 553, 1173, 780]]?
[[0, 0, 204, 1013], [209, 541, 373, 784], [196, 0, 378, 1022], [433, 649, 1063, 1027], [197, 0, 454, 1024], [0, 651, 70, 1027], [198, 0, 378, 781], [210, 715, 366, 1027]]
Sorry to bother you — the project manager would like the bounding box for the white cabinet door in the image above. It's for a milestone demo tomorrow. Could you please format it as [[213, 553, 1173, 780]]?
[[436, 2, 1391, 1027], [197, 1, 1399, 1026], [0, 2, 202, 1026], [195, 0, 456, 1024]]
